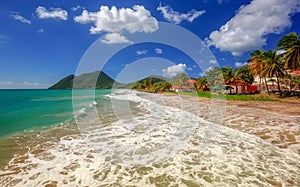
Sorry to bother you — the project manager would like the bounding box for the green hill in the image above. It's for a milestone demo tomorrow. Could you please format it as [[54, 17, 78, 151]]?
[[130, 75, 172, 92], [48, 71, 116, 89]]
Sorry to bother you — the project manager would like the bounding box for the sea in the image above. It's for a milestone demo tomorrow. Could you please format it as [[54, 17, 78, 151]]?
[[0, 89, 299, 186]]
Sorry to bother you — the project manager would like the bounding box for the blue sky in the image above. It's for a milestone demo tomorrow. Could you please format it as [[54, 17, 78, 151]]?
[[0, 0, 300, 88]]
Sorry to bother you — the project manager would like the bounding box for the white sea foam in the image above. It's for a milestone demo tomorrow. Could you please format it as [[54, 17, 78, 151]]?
[[1, 90, 300, 186]]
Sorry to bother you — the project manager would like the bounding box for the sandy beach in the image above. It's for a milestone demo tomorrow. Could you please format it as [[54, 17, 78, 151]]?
[[180, 95, 300, 154]]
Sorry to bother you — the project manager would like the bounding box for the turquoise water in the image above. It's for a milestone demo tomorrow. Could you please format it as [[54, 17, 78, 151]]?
[[0, 89, 111, 137]]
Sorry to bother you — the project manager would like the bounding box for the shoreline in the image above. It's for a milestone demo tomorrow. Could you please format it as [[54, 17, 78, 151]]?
[[0, 90, 299, 186]]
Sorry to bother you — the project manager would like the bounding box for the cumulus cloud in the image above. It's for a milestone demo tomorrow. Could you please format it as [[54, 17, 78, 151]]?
[[155, 48, 163, 54], [136, 50, 148, 55], [207, 0, 300, 56], [74, 5, 158, 35], [163, 63, 187, 77], [36, 6, 68, 20], [10, 14, 31, 24], [101, 33, 133, 44], [157, 4, 205, 24], [234, 62, 246, 67]]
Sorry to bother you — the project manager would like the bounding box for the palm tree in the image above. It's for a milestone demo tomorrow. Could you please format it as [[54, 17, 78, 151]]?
[[261, 50, 285, 95], [247, 50, 268, 94], [234, 65, 254, 85], [143, 80, 149, 90], [277, 32, 300, 70], [176, 73, 189, 88], [225, 73, 245, 94], [196, 77, 209, 91]]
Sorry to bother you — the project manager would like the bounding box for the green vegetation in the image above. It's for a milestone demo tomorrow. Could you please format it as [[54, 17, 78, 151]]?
[[195, 77, 209, 91], [195, 32, 300, 98], [49, 71, 116, 89], [49, 74, 75, 89], [178, 91, 276, 101], [247, 32, 300, 95], [131, 76, 172, 93], [201, 65, 254, 91], [277, 32, 300, 71]]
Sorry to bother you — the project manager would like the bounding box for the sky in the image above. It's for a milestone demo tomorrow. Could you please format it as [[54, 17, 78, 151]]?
[[0, 0, 300, 88]]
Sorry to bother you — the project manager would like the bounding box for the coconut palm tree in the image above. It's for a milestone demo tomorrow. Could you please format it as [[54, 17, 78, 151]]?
[[196, 77, 209, 91], [234, 65, 254, 85], [261, 50, 285, 95], [277, 32, 300, 70], [247, 50, 269, 94]]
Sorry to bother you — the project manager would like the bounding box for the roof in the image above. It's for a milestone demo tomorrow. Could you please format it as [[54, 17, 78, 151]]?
[[188, 79, 197, 83], [212, 85, 234, 90], [290, 70, 300, 75]]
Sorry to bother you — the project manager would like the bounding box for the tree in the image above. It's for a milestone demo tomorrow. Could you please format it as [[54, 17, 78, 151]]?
[[248, 50, 271, 94], [205, 66, 225, 86], [143, 80, 149, 90], [277, 32, 300, 70], [221, 66, 234, 82], [234, 65, 254, 85], [261, 50, 285, 95], [153, 82, 172, 92], [174, 73, 189, 87], [196, 77, 209, 91]]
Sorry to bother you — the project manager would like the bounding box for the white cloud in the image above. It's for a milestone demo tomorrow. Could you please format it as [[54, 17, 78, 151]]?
[[101, 33, 133, 44], [38, 28, 44, 33], [163, 63, 187, 77], [207, 0, 300, 56], [157, 4, 205, 24], [199, 66, 214, 76], [36, 6, 68, 20], [136, 50, 148, 55], [74, 5, 158, 35], [71, 5, 82, 11], [209, 59, 217, 64], [0, 81, 50, 89], [234, 62, 246, 67], [0, 35, 10, 47], [155, 48, 163, 54], [10, 14, 31, 24], [0, 81, 13, 85]]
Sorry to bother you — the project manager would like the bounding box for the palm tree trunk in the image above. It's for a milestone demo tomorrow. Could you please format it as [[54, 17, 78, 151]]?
[[264, 78, 270, 95], [259, 77, 262, 93], [276, 74, 282, 96]]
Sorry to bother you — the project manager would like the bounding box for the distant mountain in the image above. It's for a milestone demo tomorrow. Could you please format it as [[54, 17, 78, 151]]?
[[48, 71, 117, 89]]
